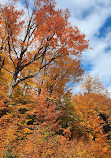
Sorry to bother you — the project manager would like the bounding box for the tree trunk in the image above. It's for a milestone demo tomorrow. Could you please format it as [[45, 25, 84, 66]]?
[[7, 77, 16, 98]]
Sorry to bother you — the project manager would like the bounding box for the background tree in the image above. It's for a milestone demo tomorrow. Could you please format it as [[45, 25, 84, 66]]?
[[72, 77, 111, 156], [80, 74, 107, 94]]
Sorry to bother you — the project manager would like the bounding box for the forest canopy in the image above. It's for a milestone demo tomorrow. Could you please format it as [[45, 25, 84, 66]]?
[[0, 0, 111, 157]]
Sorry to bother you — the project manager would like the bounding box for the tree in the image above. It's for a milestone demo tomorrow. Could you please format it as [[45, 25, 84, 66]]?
[[80, 75, 111, 135], [80, 74, 107, 94], [0, 0, 88, 98], [72, 80, 111, 156]]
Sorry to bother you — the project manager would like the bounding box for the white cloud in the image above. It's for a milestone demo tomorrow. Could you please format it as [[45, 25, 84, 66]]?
[[56, 0, 111, 95]]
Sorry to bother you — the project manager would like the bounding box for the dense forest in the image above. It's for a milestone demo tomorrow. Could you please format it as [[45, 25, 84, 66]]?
[[0, 0, 111, 157]]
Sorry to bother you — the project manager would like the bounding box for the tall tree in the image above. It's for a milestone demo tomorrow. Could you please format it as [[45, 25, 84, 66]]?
[[0, 0, 88, 97]]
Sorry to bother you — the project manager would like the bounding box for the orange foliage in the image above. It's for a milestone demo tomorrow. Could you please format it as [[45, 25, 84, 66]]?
[[0, 1, 111, 158], [72, 92, 111, 157]]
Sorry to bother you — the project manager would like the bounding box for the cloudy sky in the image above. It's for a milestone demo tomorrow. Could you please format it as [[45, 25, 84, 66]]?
[[1, 0, 111, 94], [55, 0, 111, 94]]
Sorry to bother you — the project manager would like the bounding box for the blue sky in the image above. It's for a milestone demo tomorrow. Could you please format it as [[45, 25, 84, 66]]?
[[1, 0, 111, 95]]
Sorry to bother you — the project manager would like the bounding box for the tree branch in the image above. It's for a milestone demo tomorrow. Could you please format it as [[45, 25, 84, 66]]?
[[2, 67, 13, 75], [7, 36, 16, 68], [13, 52, 59, 87], [0, 57, 5, 71], [18, 45, 47, 72]]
